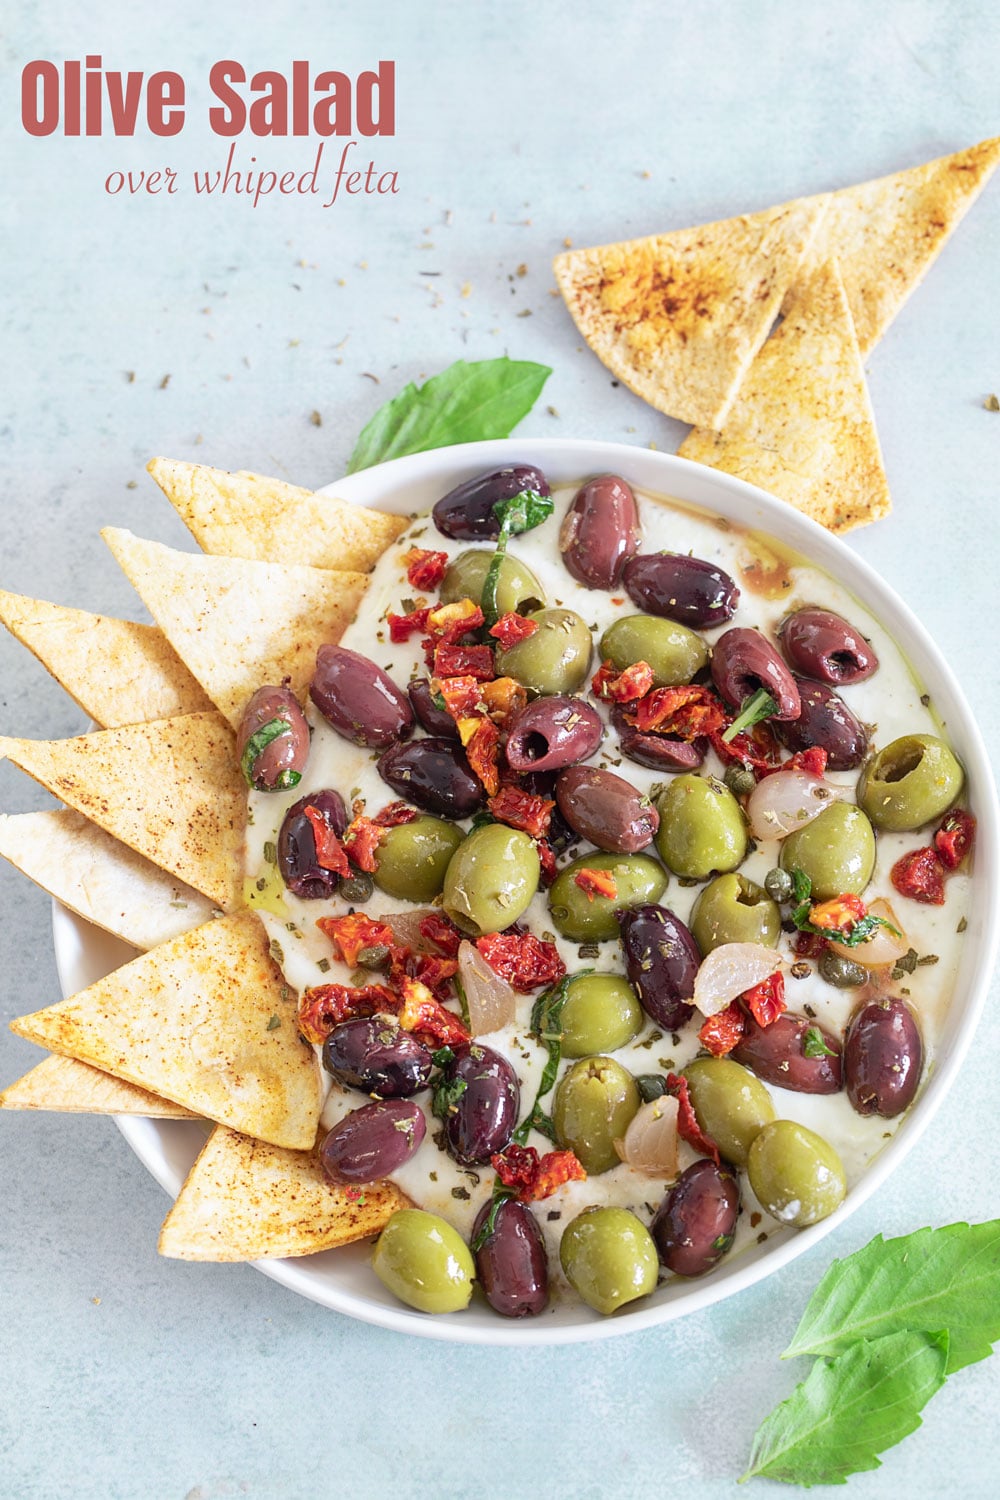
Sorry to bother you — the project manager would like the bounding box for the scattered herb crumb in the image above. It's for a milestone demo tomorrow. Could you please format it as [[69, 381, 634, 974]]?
[[266, 1015, 281, 1031]]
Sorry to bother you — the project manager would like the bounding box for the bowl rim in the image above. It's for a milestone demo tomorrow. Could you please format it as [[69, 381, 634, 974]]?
[[52, 435, 999, 1346]]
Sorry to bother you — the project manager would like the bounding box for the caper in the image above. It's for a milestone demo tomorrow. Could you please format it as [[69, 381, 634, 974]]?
[[764, 867, 794, 903], [819, 950, 868, 988], [338, 871, 374, 903], [724, 764, 758, 798]]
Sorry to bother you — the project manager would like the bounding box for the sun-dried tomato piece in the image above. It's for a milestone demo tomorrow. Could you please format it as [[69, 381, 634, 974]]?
[[935, 809, 976, 871], [476, 931, 566, 993], [427, 598, 485, 640], [757, 746, 829, 780], [387, 606, 431, 643], [434, 674, 485, 722], [372, 801, 418, 829], [342, 815, 387, 873], [591, 659, 656, 703], [697, 1002, 748, 1057], [807, 894, 869, 933], [741, 971, 786, 1028], [418, 911, 462, 958], [629, 685, 726, 740], [793, 930, 829, 959], [488, 784, 555, 839], [708, 720, 783, 773], [298, 983, 396, 1045], [302, 804, 350, 877], [573, 867, 618, 901], [403, 547, 449, 591], [397, 977, 470, 1048], [491, 1144, 587, 1202], [317, 913, 395, 967], [466, 715, 501, 796], [891, 846, 946, 905], [489, 612, 539, 651], [666, 1073, 720, 1165], [536, 838, 558, 887], [433, 642, 495, 680], [481, 675, 528, 727], [410, 953, 459, 1001]]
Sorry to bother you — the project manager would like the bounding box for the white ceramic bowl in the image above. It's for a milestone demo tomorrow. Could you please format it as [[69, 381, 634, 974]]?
[[53, 438, 1000, 1344]]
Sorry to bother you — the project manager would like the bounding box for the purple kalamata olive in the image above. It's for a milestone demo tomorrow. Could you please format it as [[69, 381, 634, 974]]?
[[472, 1197, 549, 1317], [556, 765, 659, 853], [237, 683, 311, 792], [505, 696, 603, 773], [432, 466, 551, 541], [711, 628, 801, 721], [277, 789, 348, 899], [779, 608, 879, 685], [844, 998, 922, 1118], [319, 1100, 426, 1185], [651, 1159, 740, 1277], [623, 553, 739, 629], [612, 705, 707, 772], [733, 1012, 842, 1094], [322, 1018, 433, 1099], [559, 474, 640, 589], [443, 1043, 520, 1165], [618, 904, 699, 1030], [773, 676, 869, 770], [378, 737, 485, 819], [311, 645, 413, 749], [408, 678, 459, 738]]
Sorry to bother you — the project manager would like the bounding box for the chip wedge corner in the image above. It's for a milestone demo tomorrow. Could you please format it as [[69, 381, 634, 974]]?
[[9, 911, 322, 1149], [158, 1123, 409, 1261], [0, 1052, 199, 1118], [146, 456, 408, 572]]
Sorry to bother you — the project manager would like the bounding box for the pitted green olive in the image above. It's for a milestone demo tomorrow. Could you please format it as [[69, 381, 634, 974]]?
[[559, 974, 644, 1057], [442, 824, 540, 936], [548, 851, 668, 942], [857, 733, 964, 831], [654, 775, 747, 879], [747, 1120, 846, 1227], [373, 817, 464, 902], [371, 1208, 475, 1313], [439, 548, 545, 615], [599, 614, 709, 687], [495, 608, 593, 695], [690, 873, 781, 955], [559, 1206, 658, 1314], [780, 802, 875, 898], [683, 1057, 776, 1168], [553, 1056, 641, 1173]]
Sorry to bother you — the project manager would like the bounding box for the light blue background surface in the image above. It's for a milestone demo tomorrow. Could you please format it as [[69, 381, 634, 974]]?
[[2, 3, 999, 1496]]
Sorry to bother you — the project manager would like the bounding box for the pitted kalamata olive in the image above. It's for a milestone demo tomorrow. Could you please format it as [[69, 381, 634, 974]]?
[[612, 705, 707, 772], [844, 998, 922, 1118], [556, 766, 659, 853], [733, 1012, 842, 1094], [322, 1017, 433, 1098], [618, 904, 699, 1030], [711, 628, 801, 721], [505, 696, 603, 773], [277, 789, 348, 899], [443, 1043, 520, 1164], [559, 474, 640, 589], [779, 608, 879, 685], [472, 1197, 549, 1317], [311, 645, 414, 748], [651, 1159, 740, 1277], [319, 1099, 426, 1185], [432, 466, 551, 540], [378, 737, 485, 819], [408, 678, 459, 738], [237, 684, 311, 792], [623, 553, 739, 629], [774, 676, 869, 770]]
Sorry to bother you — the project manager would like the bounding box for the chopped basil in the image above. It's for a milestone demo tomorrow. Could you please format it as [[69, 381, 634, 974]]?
[[240, 717, 298, 788], [266, 1015, 282, 1031], [480, 487, 555, 626], [802, 1026, 836, 1059], [721, 687, 778, 743]]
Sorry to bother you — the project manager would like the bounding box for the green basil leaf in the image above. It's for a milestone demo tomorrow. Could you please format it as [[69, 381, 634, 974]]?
[[802, 1026, 837, 1059], [742, 1330, 949, 1485], [721, 688, 778, 744], [346, 357, 552, 473], [240, 717, 289, 786]]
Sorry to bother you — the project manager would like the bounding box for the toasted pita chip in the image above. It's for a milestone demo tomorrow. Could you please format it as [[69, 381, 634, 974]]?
[[147, 457, 407, 572], [101, 529, 367, 729], [0, 712, 243, 909], [679, 259, 890, 533], [791, 137, 1000, 354], [1, 1053, 199, 1117], [158, 1124, 408, 1261], [553, 197, 828, 428], [10, 913, 321, 1149], [0, 810, 216, 949], [0, 590, 213, 728]]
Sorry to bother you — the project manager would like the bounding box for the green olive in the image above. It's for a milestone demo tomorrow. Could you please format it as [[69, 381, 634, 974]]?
[[548, 851, 668, 942], [654, 775, 747, 880], [372, 817, 464, 902], [599, 614, 709, 687], [780, 802, 875, 898], [442, 824, 539, 936], [553, 1055, 641, 1173], [494, 608, 592, 695], [371, 1208, 475, 1313], [559, 1206, 659, 1314], [748, 1120, 847, 1227], [857, 733, 964, 832], [439, 548, 545, 615], [683, 1057, 776, 1168], [560, 974, 644, 1058], [690, 873, 781, 956]]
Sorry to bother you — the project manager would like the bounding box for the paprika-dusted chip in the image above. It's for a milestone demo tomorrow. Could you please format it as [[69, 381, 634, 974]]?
[[0, 1053, 199, 1118]]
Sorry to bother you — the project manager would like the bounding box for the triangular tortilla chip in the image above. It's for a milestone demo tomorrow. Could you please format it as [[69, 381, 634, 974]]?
[[792, 136, 1000, 353], [553, 197, 828, 428], [0, 712, 243, 910], [0, 810, 216, 949], [101, 529, 367, 729], [0, 589, 213, 728], [147, 457, 407, 572], [679, 259, 890, 533], [158, 1124, 408, 1261], [10, 913, 321, 1149], [1, 1053, 199, 1118]]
